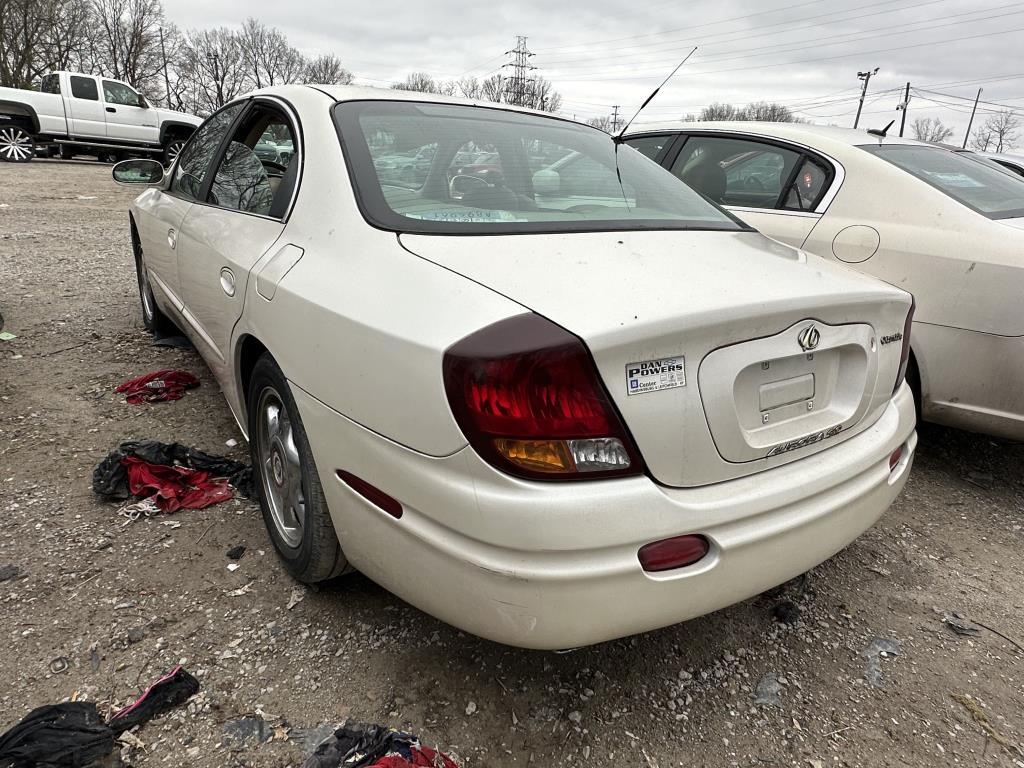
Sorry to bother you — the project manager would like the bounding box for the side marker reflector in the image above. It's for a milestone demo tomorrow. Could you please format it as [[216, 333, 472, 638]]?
[[638, 535, 710, 573], [337, 471, 403, 519]]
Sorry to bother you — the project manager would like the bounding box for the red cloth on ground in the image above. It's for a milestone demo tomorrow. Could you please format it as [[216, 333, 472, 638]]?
[[122, 456, 233, 512], [116, 369, 200, 404], [370, 747, 460, 768]]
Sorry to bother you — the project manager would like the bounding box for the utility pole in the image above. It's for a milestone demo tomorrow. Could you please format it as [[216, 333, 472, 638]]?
[[963, 87, 983, 149], [610, 105, 621, 133], [853, 67, 879, 129], [501, 36, 535, 107], [897, 82, 911, 137], [159, 26, 172, 109]]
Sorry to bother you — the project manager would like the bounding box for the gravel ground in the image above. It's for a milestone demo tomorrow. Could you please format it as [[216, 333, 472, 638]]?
[[1, 160, 1023, 768]]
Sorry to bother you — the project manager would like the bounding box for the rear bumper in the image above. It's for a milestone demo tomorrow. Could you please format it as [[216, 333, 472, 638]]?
[[293, 383, 917, 650]]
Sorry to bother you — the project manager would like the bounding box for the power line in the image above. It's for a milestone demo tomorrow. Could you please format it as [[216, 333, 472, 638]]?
[[501, 36, 536, 107]]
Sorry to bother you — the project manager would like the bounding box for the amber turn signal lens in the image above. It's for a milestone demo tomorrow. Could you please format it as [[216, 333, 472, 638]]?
[[493, 439, 575, 473]]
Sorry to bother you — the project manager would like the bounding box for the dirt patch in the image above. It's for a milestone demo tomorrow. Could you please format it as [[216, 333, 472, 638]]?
[[1, 161, 1022, 766]]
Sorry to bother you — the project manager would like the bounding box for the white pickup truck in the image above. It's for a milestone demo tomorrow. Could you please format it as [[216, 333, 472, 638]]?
[[0, 71, 201, 164]]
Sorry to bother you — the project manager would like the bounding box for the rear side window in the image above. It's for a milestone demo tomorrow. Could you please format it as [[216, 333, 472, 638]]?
[[70, 76, 98, 101], [171, 103, 245, 202], [41, 74, 60, 94], [863, 144, 1024, 219], [623, 135, 671, 161], [671, 136, 800, 208], [993, 159, 1024, 178]]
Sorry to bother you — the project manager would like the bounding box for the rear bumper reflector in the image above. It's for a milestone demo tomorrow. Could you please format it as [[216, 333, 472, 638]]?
[[337, 471, 403, 519], [638, 534, 710, 573]]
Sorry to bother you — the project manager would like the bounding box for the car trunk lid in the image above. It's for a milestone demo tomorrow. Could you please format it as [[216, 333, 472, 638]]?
[[401, 230, 911, 486]]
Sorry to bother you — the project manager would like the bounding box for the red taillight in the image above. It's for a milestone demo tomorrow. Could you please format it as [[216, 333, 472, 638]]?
[[893, 294, 915, 394], [443, 313, 643, 481], [638, 535, 710, 572]]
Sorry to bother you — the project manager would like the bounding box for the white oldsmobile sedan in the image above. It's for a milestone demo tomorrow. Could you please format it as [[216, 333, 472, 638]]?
[[114, 88, 916, 649], [623, 123, 1024, 442]]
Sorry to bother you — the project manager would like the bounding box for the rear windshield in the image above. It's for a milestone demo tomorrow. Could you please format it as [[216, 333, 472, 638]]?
[[334, 101, 745, 235], [862, 144, 1024, 219]]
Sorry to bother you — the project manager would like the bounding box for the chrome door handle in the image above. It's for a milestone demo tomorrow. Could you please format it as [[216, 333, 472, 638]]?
[[167, 228, 176, 249]]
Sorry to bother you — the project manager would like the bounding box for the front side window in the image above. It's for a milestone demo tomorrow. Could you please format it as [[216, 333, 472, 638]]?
[[208, 105, 297, 217], [102, 80, 144, 108], [70, 76, 98, 101], [863, 144, 1024, 219], [41, 74, 60, 94], [171, 103, 245, 201], [335, 101, 742, 235]]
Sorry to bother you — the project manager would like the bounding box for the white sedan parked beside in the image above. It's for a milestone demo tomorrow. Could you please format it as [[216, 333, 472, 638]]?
[[114, 88, 915, 649], [624, 123, 1024, 442]]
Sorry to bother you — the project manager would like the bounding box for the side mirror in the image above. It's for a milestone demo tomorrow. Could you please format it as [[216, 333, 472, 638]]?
[[532, 168, 560, 196], [112, 158, 165, 185]]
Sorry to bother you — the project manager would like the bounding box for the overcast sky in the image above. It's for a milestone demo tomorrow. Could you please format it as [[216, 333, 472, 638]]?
[[163, 0, 1023, 143]]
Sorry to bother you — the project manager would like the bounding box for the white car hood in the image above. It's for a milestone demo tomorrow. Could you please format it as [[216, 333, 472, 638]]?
[[153, 107, 201, 125]]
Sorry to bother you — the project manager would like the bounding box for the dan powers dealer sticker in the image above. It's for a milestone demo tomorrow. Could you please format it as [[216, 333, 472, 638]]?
[[625, 357, 686, 396]]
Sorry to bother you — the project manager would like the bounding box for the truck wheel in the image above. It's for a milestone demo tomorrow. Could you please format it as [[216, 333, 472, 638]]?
[[163, 139, 186, 166], [0, 124, 34, 162]]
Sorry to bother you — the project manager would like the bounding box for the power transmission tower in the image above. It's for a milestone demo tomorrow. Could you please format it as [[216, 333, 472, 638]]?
[[502, 36, 536, 107], [610, 105, 622, 133], [853, 67, 879, 129]]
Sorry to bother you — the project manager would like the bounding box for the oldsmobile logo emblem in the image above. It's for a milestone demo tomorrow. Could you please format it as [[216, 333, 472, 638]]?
[[798, 324, 821, 352]]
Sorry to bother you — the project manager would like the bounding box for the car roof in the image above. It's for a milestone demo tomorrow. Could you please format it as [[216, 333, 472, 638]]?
[[624, 120, 925, 153], [302, 84, 566, 121]]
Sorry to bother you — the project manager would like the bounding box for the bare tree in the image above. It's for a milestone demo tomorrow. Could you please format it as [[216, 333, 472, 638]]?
[[0, 0, 58, 87], [176, 27, 248, 114], [454, 76, 483, 99], [481, 74, 504, 102], [89, 0, 167, 96], [971, 110, 1021, 153], [911, 117, 954, 144], [587, 115, 613, 133], [741, 101, 800, 122], [238, 18, 306, 89], [526, 76, 561, 113], [391, 71, 438, 93], [304, 53, 352, 85]]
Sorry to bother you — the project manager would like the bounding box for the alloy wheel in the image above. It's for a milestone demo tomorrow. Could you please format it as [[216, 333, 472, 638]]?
[[256, 387, 306, 549], [165, 140, 185, 166], [0, 126, 34, 162]]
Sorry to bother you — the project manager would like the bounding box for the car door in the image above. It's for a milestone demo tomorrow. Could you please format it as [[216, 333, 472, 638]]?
[[65, 75, 106, 138], [101, 79, 158, 144], [135, 103, 246, 310], [656, 133, 836, 249], [175, 99, 301, 379]]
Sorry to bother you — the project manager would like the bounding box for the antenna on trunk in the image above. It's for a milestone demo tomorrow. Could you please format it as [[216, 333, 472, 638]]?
[[617, 46, 698, 139], [867, 120, 896, 138]]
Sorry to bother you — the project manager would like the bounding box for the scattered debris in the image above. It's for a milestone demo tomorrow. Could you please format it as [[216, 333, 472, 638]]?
[[0, 667, 198, 765], [226, 545, 246, 560], [48, 656, 69, 675], [289, 724, 341, 754], [943, 612, 982, 636], [287, 587, 307, 610], [862, 637, 900, 688], [222, 716, 273, 750], [151, 330, 193, 349], [93, 440, 253, 511], [773, 600, 801, 625], [227, 581, 255, 598], [464, 701, 477, 716], [0, 331, 16, 341], [0, 564, 25, 582], [964, 470, 994, 490], [950, 693, 1013, 750], [301, 722, 458, 768], [115, 369, 200, 404], [753, 672, 783, 708], [227, 563, 241, 572], [225, 438, 239, 448]]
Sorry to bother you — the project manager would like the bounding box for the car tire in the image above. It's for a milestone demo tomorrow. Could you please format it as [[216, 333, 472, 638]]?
[[134, 244, 175, 335], [248, 353, 349, 583], [0, 123, 35, 162], [163, 139, 186, 167]]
